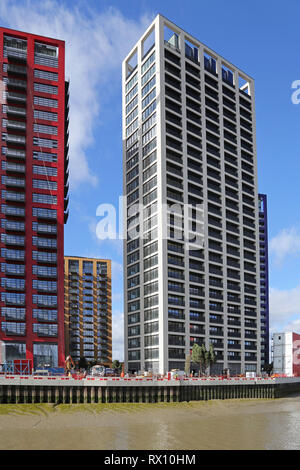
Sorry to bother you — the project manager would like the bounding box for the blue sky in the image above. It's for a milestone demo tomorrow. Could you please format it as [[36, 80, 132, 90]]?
[[1, 0, 300, 360]]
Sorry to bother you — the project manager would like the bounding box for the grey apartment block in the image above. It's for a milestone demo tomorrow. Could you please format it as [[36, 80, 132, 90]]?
[[122, 14, 261, 375]]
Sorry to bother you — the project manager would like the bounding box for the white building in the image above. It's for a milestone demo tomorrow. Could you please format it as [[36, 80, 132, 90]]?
[[273, 332, 300, 377], [122, 14, 261, 375]]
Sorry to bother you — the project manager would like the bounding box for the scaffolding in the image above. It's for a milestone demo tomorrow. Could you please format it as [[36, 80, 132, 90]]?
[[0, 359, 32, 375]]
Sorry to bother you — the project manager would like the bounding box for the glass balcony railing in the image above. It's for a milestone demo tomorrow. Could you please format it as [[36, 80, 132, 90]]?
[[6, 120, 26, 131], [1, 234, 25, 246], [7, 64, 27, 75], [6, 106, 26, 117], [2, 263, 25, 275], [2, 191, 25, 202], [6, 92, 27, 103], [5, 149, 26, 159], [6, 78, 27, 89], [2, 176, 25, 187], [5, 134, 26, 145], [5, 46, 27, 61], [2, 205, 25, 217], [2, 162, 26, 173]]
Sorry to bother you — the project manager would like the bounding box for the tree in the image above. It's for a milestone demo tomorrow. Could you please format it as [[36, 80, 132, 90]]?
[[206, 343, 216, 375], [191, 343, 216, 376], [191, 343, 205, 376], [112, 360, 122, 371]]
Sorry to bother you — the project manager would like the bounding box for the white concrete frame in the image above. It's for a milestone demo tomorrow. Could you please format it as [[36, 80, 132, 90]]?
[[122, 14, 261, 375]]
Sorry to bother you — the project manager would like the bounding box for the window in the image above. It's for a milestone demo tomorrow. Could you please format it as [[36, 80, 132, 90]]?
[[126, 118, 138, 138], [33, 179, 57, 190], [33, 193, 57, 205], [141, 51, 155, 74], [144, 321, 159, 334], [33, 137, 57, 148], [126, 107, 138, 126], [126, 84, 138, 105], [34, 110, 58, 122], [126, 95, 138, 115], [34, 123, 57, 135], [33, 151, 57, 163], [34, 96, 58, 108], [125, 73, 138, 94], [142, 100, 156, 122], [142, 88, 156, 109], [33, 165, 57, 176], [34, 69, 58, 81], [1, 322, 26, 335], [32, 207, 57, 219], [142, 63, 156, 86], [34, 83, 58, 95]]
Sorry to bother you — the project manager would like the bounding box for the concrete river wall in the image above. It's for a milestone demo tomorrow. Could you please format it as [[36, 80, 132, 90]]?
[[1, 376, 300, 404]]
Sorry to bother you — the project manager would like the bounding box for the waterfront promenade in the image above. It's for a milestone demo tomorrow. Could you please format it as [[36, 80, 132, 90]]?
[[1, 375, 300, 404]]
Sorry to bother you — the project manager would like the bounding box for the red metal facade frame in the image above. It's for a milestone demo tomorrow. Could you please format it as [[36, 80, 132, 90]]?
[[0, 27, 66, 366]]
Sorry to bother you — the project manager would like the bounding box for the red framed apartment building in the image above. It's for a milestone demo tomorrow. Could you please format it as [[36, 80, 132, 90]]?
[[0, 27, 69, 368]]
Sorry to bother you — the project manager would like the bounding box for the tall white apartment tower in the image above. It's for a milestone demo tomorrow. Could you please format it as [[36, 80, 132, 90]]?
[[122, 15, 261, 375]]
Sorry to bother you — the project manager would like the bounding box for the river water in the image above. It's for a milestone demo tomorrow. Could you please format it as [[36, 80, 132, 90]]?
[[1, 396, 300, 450]]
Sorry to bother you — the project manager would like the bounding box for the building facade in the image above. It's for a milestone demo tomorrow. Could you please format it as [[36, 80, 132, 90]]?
[[273, 332, 300, 377], [64, 256, 112, 366], [0, 28, 69, 368], [258, 194, 269, 367], [123, 15, 261, 375]]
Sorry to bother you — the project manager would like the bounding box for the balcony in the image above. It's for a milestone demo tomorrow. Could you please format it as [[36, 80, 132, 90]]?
[[2, 293, 25, 306], [6, 120, 26, 131], [6, 92, 27, 104], [5, 46, 27, 62], [6, 78, 27, 90], [3, 308, 26, 321], [1, 234, 25, 246], [34, 325, 58, 337], [4, 264, 25, 277], [34, 312, 57, 323], [6, 106, 26, 118], [5, 134, 26, 146], [2, 191, 25, 202], [2, 323, 26, 336], [228, 354, 241, 361], [210, 329, 223, 337], [7, 63, 27, 75], [5, 149, 26, 159], [1, 279, 25, 291], [3, 249, 25, 261], [2, 206, 25, 218], [2, 176, 25, 187], [33, 252, 57, 264], [245, 354, 257, 361], [2, 162, 25, 173]]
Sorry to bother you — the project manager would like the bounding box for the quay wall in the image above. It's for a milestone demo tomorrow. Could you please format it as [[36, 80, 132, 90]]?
[[0, 376, 300, 404]]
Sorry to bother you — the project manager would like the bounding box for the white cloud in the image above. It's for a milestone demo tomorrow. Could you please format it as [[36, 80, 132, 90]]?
[[0, 1, 153, 188], [269, 284, 300, 335], [269, 227, 300, 264]]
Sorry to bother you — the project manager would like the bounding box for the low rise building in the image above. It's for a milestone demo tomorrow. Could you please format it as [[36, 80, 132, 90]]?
[[64, 256, 112, 367], [272, 332, 300, 377]]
